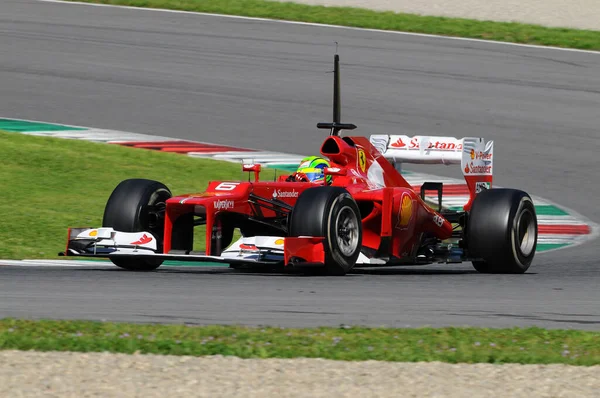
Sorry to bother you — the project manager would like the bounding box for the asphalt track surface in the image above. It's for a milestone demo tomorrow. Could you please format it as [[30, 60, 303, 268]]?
[[1, 0, 599, 330]]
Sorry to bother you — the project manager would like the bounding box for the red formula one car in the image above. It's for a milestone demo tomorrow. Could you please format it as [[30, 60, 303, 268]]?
[[61, 55, 538, 275]]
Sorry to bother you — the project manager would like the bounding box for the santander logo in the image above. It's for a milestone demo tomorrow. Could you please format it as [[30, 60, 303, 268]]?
[[131, 234, 152, 245], [391, 137, 462, 151], [390, 138, 406, 148], [464, 162, 492, 175], [272, 189, 299, 199]]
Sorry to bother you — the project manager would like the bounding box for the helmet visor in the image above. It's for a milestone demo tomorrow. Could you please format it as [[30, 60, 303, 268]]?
[[298, 167, 325, 182]]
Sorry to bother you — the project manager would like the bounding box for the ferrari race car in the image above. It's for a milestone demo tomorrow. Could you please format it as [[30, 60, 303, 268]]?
[[61, 55, 538, 275]]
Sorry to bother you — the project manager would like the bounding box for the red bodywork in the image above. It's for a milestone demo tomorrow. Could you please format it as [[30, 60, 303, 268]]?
[[162, 134, 453, 266]]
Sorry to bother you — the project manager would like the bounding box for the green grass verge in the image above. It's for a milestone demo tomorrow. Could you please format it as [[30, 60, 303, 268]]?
[[0, 131, 276, 260], [2, 319, 599, 365], [67, 0, 600, 50]]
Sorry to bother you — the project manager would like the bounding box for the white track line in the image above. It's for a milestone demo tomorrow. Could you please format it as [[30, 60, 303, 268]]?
[[37, 0, 600, 55]]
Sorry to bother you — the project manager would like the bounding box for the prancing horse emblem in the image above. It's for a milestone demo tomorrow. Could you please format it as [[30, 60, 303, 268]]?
[[358, 149, 366, 172]]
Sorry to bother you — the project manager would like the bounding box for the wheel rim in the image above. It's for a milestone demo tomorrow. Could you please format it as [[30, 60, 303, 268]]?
[[335, 206, 359, 257], [148, 201, 166, 231], [146, 189, 171, 245], [516, 208, 536, 257]]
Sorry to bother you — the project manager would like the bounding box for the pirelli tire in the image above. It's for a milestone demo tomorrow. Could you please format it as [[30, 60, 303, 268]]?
[[289, 187, 362, 276], [102, 179, 172, 271], [466, 188, 538, 274]]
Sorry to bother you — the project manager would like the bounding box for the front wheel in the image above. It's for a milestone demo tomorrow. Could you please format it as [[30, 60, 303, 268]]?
[[466, 188, 538, 274], [289, 187, 362, 275], [102, 179, 172, 271]]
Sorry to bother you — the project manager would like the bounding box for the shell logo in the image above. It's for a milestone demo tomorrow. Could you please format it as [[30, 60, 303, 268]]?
[[89, 230, 98, 237], [470, 149, 475, 160], [274, 239, 285, 245], [399, 195, 413, 227]]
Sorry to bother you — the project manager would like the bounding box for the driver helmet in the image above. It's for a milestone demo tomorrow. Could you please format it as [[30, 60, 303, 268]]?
[[295, 156, 332, 184]]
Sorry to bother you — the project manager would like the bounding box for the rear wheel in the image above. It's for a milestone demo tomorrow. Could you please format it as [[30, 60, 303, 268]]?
[[103, 179, 172, 271], [289, 187, 362, 275], [466, 188, 537, 274]]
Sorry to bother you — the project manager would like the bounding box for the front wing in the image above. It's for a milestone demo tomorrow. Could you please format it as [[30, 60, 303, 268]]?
[[60, 228, 382, 267], [61, 227, 288, 266]]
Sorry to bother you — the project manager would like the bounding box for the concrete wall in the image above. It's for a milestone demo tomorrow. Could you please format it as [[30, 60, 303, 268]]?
[[271, 1, 600, 30]]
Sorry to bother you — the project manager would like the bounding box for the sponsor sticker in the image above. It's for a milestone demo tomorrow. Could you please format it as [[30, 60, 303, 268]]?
[[464, 163, 493, 175], [214, 200, 235, 210], [390, 137, 406, 148], [463, 140, 493, 176], [391, 137, 463, 150], [272, 189, 299, 199], [396, 194, 413, 228], [433, 214, 445, 227], [130, 234, 152, 245], [470, 149, 493, 161]]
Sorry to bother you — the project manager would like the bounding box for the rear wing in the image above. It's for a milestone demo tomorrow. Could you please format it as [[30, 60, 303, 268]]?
[[369, 135, 494, 210]]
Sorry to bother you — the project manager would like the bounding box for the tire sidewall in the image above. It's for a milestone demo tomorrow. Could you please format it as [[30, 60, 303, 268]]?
[[510, 196, 538, 269], [326, 193, 362, 270], [135, 186, 172, 235]]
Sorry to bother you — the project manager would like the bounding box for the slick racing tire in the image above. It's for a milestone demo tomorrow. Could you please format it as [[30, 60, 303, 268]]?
[[289, 187, 362, 276], [102, 179, 172, 271], [466, 188, 537, 274]]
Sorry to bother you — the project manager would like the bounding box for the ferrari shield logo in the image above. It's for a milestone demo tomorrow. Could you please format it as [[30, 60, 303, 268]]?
[[358, 149, 367, 172]]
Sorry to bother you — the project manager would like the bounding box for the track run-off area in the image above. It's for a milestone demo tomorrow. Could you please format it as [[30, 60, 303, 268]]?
[[0, 0, 599, 330]]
